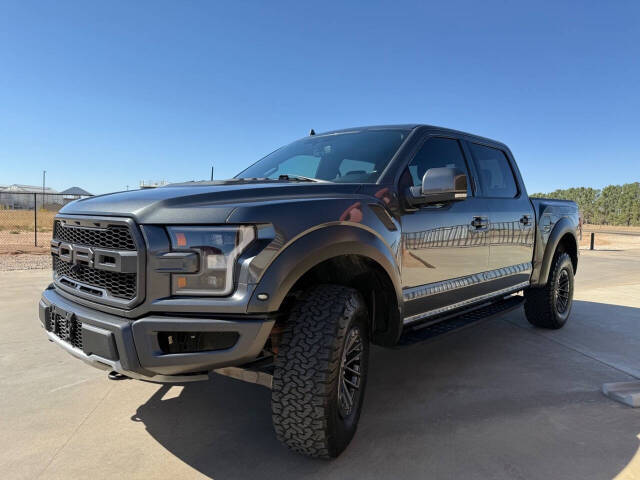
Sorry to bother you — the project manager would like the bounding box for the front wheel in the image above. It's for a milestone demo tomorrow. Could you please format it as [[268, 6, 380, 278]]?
[[524, 252, 574, 329], [271, 284, 369, 458]]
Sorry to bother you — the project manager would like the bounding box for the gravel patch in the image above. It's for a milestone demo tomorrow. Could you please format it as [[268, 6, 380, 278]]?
[[0, 254, 52, 271]]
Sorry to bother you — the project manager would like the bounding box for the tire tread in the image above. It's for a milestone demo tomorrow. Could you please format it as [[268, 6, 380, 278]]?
[[271, 284, 364, 458], [524, 252, 573, 329]]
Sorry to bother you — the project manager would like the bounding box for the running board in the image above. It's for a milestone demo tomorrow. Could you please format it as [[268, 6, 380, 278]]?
[[398, 295, 524, 346]]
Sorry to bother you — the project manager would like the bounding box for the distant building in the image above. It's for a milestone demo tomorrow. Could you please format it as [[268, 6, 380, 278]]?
[[60, 186, 92, 198], [140, 180, 168, 189], [0, 184, 59, 194], [0, 184, 92, 209], [0, 184, 60, 209]]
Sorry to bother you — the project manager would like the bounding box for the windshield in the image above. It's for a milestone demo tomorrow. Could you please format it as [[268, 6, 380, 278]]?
[[236, 129, 410, 183]]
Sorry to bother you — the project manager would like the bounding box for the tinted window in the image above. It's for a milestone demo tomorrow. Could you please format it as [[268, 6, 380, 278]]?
[[407, 137, 471, 195], [468, 143, 518, 198], [338, 158, 376, 178], [236, 129, 410, 183], [267, 155, 320, 178]]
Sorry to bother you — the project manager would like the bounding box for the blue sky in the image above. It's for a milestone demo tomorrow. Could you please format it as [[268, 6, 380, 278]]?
[[1, 0, 639, 195]]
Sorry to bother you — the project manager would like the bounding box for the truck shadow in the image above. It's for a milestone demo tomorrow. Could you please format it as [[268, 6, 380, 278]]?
[[131, 300, 640, 479]]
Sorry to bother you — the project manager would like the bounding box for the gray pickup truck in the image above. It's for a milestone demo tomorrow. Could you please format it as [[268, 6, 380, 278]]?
[[39, 124, 579, 458]]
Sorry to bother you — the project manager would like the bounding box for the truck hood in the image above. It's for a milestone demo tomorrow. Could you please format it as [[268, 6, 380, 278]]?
[[59, 181, 363, 224]]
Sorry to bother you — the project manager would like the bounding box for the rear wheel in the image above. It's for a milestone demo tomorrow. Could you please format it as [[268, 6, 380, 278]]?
[[524, 252, 574, 329], [271, 284, 369, 458]]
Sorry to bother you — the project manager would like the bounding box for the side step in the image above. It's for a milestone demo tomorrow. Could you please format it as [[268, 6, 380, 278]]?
[[398, 295, 524, 346]]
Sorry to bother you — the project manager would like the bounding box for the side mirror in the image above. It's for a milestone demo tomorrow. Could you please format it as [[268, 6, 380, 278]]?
[[407, 167, 468, 206]]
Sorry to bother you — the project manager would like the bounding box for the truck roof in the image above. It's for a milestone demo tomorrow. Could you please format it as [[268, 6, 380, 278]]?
[[319, 124, 510, 151]]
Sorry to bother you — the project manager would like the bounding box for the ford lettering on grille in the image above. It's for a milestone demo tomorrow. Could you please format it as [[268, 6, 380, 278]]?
[[52, 241, 138, 273], [50, 218, 143, 307]]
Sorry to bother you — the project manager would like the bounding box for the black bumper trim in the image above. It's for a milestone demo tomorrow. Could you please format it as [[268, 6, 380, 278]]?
[[39, 288, 275, 382]]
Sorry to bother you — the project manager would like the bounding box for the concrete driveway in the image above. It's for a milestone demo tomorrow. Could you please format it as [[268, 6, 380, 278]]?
[[1, 250, 639, 479]]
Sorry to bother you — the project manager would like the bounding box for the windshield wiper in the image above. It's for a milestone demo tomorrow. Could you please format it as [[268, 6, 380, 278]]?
[[277, 174, 329, 183]]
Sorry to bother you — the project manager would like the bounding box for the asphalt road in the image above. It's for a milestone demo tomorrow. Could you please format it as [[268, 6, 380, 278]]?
[[1, 249, 639, 480]]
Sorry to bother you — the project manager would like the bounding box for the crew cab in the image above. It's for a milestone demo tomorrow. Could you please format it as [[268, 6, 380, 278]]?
[[39, 125, 579, 458]]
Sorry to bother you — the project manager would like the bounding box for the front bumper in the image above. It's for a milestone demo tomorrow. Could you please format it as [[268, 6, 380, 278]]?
[[39, 286, 275, 383]]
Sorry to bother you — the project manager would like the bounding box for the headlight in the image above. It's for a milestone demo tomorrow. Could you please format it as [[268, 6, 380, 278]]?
[[166, 226, 255, 296]]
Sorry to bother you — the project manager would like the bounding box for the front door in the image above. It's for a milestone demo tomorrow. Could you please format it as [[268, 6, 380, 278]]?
[[400, 136, 490, 323]]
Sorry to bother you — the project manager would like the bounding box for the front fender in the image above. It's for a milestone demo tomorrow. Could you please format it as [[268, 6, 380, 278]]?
[[246, 224, 402, 314]]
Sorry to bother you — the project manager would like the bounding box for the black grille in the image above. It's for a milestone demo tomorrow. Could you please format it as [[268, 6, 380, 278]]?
[[54, 256, 137, 300], [53, 221, 136, 250], [46, 310, 83, 350]]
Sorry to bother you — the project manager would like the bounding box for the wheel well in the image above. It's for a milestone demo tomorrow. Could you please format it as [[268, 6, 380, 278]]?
[[278, 255, 401, 346], [556, 233, 578, 273]]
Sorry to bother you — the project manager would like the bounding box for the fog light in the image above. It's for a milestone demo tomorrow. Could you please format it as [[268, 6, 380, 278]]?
[[157, 331, 239, 354]]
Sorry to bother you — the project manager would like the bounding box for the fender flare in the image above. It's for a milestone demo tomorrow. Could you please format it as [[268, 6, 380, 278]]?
[[246, 225, 402, 315], [531, 217, 578, 287]]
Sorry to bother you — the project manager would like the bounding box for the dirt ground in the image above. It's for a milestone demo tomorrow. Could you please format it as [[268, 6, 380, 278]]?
[[583, 224, 640, 233], [579, 228, 640, 250], [0, 231, 52, 254], [0, 208, 56, 254], [0, 253, 52, 271], [0, 209, 57, 231]]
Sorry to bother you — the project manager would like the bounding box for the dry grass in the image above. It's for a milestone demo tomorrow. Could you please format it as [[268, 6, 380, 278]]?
[[579, 232, 640, 250], [582, 224, 640, 233], [0, 209, 58, 232], [0, 232, 52, 254], [579, 225, 640, 250]]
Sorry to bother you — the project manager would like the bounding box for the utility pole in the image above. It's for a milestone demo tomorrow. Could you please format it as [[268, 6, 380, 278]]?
[[42, 170, 46, 210], [210, 165, 214, 181]]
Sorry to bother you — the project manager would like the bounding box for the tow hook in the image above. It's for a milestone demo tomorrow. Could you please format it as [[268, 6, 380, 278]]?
[[108, 371, 129, 381]]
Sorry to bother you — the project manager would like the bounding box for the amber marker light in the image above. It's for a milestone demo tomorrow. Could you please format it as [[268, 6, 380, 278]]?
[[176, 232, 187, 247]]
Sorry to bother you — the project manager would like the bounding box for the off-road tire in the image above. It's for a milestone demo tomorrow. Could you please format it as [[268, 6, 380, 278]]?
[[271, 284, 369, 458], [524, 252, 574, 329]]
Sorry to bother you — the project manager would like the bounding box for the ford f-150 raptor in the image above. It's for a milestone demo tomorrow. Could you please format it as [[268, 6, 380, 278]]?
[[39, 125, 579, 458]]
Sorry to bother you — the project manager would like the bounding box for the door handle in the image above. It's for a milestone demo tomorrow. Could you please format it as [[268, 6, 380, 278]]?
[[471, 216, 488, 230], [519, 215, 531, 226]]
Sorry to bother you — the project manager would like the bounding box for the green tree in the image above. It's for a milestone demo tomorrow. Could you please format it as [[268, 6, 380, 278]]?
[[530, 182, 640, 226]]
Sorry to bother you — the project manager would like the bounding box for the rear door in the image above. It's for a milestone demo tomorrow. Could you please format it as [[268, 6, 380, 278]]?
[[465, 141, 534, 289], [400, 135, 490, 323]]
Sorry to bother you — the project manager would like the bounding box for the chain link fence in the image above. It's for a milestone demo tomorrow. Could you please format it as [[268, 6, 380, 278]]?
[[0, 192, 83, 253]]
